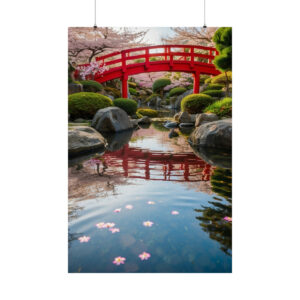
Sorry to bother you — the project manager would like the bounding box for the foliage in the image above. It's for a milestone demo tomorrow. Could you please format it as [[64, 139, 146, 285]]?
[[145, 93, 159, 103], [200, 75, 210, 84], [204, 77, 213, 84], [152, 78, 171, 93], [204, 84, 223, 91], [204, 97, 232, 117], [129, 87, 138, 95], [80, 80, 103, 92], [128, 81, 137, 88], [181, 93, 214, 114], [103, 86, 121, 98], [113, 98, 138, 115], [202, 90, 225, 98], [211, 72, 232, 85], [137, 108, 158, 118], [68, 92, 113, 119], [169, 87, 187, 97]]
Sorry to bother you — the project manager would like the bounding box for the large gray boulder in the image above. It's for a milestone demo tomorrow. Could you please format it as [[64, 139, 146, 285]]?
[[195, 113, 219, 127], [189, 119, 232, 149], [91, 107, 133, 133], [68, 126, 107, 156], [174, 111, 192, 123]]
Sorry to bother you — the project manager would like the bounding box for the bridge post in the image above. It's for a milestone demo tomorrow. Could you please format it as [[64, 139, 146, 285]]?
[[122, 73, 128, 98], [193, 72, 200, 94]]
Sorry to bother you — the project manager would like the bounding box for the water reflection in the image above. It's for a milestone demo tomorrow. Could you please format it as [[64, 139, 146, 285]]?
[[195, 168, 232, 255]]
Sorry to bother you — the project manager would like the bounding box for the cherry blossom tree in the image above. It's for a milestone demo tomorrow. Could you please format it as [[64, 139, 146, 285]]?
[[69, 27, 147, 64], [162, 27, 218, 47]]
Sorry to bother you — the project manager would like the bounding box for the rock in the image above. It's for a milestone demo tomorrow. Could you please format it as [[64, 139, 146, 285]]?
[[139, 90, 147, 96], [164, 121, 178, 128], [179, 123, 194, 128], [74, 118, 85, 123], [107, 95, 114, 101], [68, 83, 83, 95], [91, 107, 133, 133], [102, 129, 134, 152], [174, 111, 192, 123], [189, 119, 232, 149], [68, 126, 107, 157], [168, 129, 179, 138], [138, 116, 151, 124], [195, 113, 219, 127], [190, 114, 197, 122]]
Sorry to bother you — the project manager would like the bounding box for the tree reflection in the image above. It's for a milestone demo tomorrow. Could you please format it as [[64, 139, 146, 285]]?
[[195, 168, 232, 255]]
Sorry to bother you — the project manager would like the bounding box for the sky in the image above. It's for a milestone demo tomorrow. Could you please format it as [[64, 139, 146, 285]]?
[[134, 27, 175, 44]]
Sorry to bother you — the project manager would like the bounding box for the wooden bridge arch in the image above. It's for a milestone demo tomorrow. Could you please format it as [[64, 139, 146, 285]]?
[[76, 45, 221, 98]]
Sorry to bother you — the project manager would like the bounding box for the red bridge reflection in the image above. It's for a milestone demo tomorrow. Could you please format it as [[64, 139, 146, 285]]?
[[102, 144, 214, 182]]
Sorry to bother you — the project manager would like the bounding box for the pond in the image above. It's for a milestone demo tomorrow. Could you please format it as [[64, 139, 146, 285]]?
[[68, 122, 232, 273]]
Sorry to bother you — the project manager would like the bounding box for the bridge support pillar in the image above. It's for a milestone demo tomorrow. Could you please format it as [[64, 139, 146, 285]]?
[[122, 74, 128, 98], [193, 72, 200, 94]]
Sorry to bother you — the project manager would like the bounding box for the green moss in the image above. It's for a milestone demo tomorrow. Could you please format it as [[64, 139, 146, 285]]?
[[204, 77, 213, 84], [204, 84, 223, 91], [152, 78, 171, 93], [113, 98, 138, 115], [204, 97, 232, 117], [202, 90, 225, 98], [137, 108, 158, 118], [104, 86, 121, 98], [211, 72, 232, 85], [68, 92, 113, 119], [169, 87, 187, 97], [181, 93, 214, 114], [128, 81, 137, 88], [129, 87, 138, 96], [145, 93, 159, 103], [80, 80, 103, 92]]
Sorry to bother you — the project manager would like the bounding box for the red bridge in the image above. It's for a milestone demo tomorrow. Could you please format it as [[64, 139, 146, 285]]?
[[77, 45, 220, 98]]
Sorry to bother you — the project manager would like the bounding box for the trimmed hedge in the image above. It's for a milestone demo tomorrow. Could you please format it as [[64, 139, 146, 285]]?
[[80, 80, 103, 92], [113, 98, 138, 115], [129, 87, 138, 96], [69, 92, 113, 119], [181, 93, 214, 114], [152, 78, 171, 93], [137, 108, 158, 118], [200, 75, 210, 84], [204, 77, 213, 84], [169, 87, 187, 97], [204, 84, 223, 91], [128, 81, 137, 88], [202, 90, 225, 98], [204, 97, 232, 117], [211, 71, 232, 85]]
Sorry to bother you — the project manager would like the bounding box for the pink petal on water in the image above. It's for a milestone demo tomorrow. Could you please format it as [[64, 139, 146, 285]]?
[[125, 205, 133, 210], [143, 221, 154, 227], [138, 252, 151, 260], [171, 211, 179, 215], [113, 256, 126, 265], [78, 236, 90, 243], [147, 201, 155, 205], [114, 208, 121, 213], [109, 228, 120, 234]]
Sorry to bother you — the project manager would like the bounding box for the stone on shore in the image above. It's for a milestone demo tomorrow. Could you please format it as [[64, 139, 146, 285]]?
[[195, 113, 219, 127]]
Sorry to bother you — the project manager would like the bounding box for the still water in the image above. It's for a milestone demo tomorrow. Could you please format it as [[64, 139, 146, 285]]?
[[68, 122, 232, 273]]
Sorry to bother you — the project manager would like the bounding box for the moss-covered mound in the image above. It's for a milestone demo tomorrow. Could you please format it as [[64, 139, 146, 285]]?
[[145, 93, 159, 103], [113, 98, 138, 115], [202, 90, 225, 98], [211, 72, 232, 85], [69, 92, 113, 119], [204, 97, 232, 117], [169, 87, 187, 97], [152, 78, 171, 93], [104, 86, 121, 98], [128, 81, 137, 88], [181, 93, 214, 114], [129, 87, 138, 96], [137, 108, 158, 118], [80, 80, 103, 92]]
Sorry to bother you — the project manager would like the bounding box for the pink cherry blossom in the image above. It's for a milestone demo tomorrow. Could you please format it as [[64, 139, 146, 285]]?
[[139, 252, 151, 260], [104, 222, 115, 228], [96, 222, 106, 229], [147, 201, 155, 205], [109, 228, 120, 234], [125, 205, 133, 210], [78, 236, 90, 243], [114, 208, 121, 213], [224, 216, 232, 222], [113, 256, 126, 266], [143, 221, 154, 227], [171, 210, 179, 215]]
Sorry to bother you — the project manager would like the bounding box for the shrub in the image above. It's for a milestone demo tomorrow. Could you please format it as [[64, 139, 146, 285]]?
[[204, 97, 232, 117], [68, 92, 113, 119], [204, 77, 213, 84], [113, 98, 138, 115], [181, 93, 214, 114], [80, 80, 103, 92], [211, 72, 232, 85], [129, 87, 138, 95], [104, 86, 121, 98], [200, 75, 210, 84], [128, 81, 137, 88], [152, 78, 171, 93], [204, 84, 223, 91], [202, 90, 225, 98], [169, 87, 187, 97], [137, 108, 158, 118]]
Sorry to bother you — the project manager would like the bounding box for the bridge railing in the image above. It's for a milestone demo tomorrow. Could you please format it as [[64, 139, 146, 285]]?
[[91, 44, 218, 74]]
